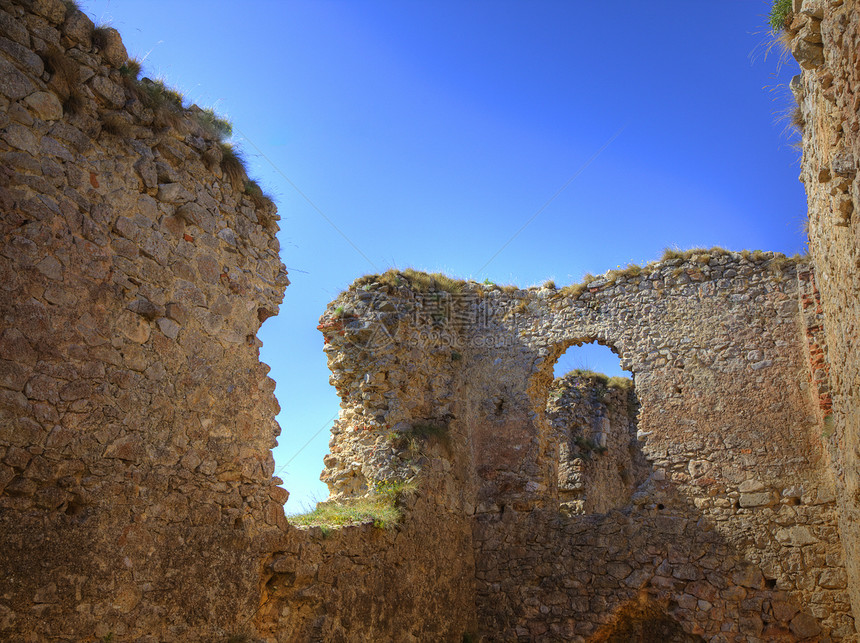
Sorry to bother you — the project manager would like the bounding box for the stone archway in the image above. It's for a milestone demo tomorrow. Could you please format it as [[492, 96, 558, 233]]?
[[589, 593, 705, 643]]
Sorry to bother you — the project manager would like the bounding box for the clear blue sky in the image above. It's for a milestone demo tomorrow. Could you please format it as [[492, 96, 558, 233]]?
[[82, 1, 804, 510]]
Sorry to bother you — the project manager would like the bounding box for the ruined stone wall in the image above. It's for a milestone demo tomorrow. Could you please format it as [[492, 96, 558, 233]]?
[[259, 468, 478, 642], [787, 0, 860, 621], [320, 251, 854, 639], [0, 2, 478, 641], [0, 0, 291, 638], [546, 373, 648, 515], [4, 0, 859, 639]]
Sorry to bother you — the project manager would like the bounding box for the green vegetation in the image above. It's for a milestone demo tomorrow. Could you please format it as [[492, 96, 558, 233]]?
[[62, 0, 81, 14], [243, 179, 276, 214], [288, 480, 417, 530], [91, 25, 113, 51], [769, 0, 793, 31], [134, 77, 186, 113], [119, 58, 141, 81]]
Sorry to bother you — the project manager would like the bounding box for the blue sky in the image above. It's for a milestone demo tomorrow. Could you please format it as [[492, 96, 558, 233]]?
[[82, 1, 804, 509]]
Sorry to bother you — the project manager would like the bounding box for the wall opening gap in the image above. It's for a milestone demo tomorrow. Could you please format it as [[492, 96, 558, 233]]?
[[546, 340, 648, 515]]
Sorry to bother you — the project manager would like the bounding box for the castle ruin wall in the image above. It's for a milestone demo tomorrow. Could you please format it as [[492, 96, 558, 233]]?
[[2, 0, 859, 639], [787, 0, 860, 620], [319, 253, 854, 639], [0, 2, 476, 640]]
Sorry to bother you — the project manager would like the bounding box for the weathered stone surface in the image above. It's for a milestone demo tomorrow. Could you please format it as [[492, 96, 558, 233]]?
[[0, 57, 35, 101], [19, 0, 65, 23], [23, 91, 62, 121], [0, 4, 291, 640], [1, 0, 859, 640], [312, 250, 853, 639], [787, 0, 860, 624], [3, 122, 39, 155], [61, 8, 94, 47], [92, 26, 127, 67], [89, 74, 125, 109]]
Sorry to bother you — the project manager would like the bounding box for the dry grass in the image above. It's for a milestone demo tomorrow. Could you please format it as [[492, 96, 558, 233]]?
[[220, 143, 247, 189], [196, 107, 233, 141], [769, 0, 793, 31], [352, 269, 470, 293], [91, 26, 113, 51], [119, 58, 142, 86], [660, 246, 721, 262], [135, 77, 185, 110], [560, 368, 633, 391], [243, 179, 270, 207], [243, 179, 277, 225], [388, 421, 451, 454], [288, 480, 417, 530], [38, 39, 275, 219]]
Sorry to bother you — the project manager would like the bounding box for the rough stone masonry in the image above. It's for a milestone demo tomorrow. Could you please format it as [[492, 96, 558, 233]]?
[[316, 252, 852, 640], [1, 0, 859, 640]]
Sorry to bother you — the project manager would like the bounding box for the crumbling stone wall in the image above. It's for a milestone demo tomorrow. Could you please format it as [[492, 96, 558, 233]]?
[[3, 0, 859, 640], [319, 251, 854, 639], [0, 2, 482, 641], [546, 373, 648, 515], [0, 0, 292, 639], [786, 0, 860, 621]]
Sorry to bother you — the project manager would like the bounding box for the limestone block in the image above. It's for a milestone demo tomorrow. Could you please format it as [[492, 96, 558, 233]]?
[[776, 525, 818, 546]]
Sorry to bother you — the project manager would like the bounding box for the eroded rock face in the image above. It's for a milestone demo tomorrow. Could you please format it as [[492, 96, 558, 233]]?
[[786, 0, 860, 622]]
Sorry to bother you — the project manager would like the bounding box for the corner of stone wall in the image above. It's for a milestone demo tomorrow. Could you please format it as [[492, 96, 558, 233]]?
[[0, 0, 292, 638], [786, 0, 860, 625]]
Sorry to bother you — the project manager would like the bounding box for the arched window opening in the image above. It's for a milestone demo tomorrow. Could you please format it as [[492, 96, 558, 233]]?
[[547, 341, 649, 515]]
